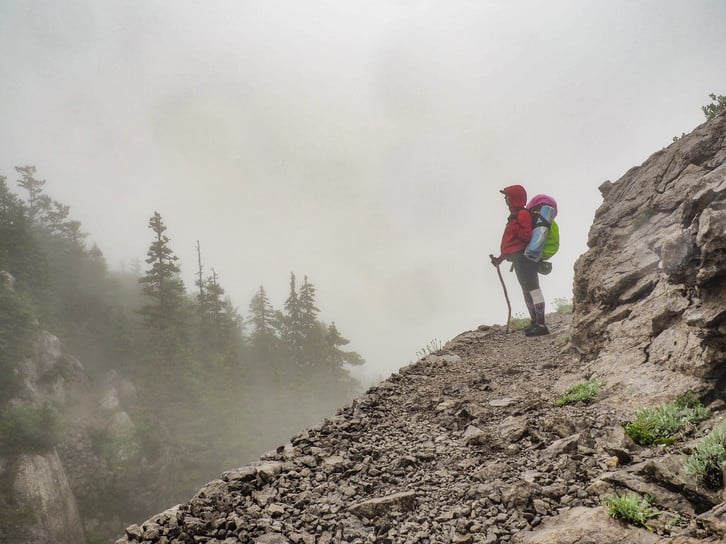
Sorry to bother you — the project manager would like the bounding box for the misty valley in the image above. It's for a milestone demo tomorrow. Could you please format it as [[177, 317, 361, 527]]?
[[0, 166, 365, 543]]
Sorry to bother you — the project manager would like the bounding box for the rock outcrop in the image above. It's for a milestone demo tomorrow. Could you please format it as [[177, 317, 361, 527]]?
[[0, 328, 88, 543], [10, 451, 86, 544], [1, 273, 153, 543], [571, 110, 726, 411]]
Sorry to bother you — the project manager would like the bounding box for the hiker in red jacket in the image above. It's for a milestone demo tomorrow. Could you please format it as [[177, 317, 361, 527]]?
[[490, 184, 549, 336]]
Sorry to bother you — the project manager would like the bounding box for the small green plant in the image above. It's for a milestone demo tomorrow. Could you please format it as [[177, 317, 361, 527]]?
[[510, 313, 530, 331], [603, 492, 659, 528], [553, 297, 573, 314], [0, 500, 36, 541], [555, 377, 605, 407], [673, 93, 725, 140], [684, 424, 726, 489], [416, 338, 443, 359], [0, 402, 58, 455], [663, 511, 683, 530], [624, 395, 710, 446], [701, 92, 726, 121], [633, 207, 655, 230]]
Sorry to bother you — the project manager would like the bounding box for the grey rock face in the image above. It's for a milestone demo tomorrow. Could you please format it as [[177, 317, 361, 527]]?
[[3, 326, 152, 543], [11, 452, 86, 544], [572, 111, 726, 409]]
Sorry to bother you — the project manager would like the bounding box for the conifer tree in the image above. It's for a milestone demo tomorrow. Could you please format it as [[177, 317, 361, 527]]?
[[248, 285, 277, 359], [199, 268, 243, 361], [1, 175, 47, 292], [44, 199, 81, 241], [43, 200, 68, 232], [298, 276, 319, 335], [0, 176, 27, 273], [325, 321, 365, 370], [205, 269, 225, 333], [14, 165, 47, 222], [281, 272, 304, 365], [298, 276, 323, 366], [65, 220, 86, 246], [12, 166, 82, 241], [138, 211, 188, 363], [195, 241, 205, 325], [702, 93, 726, 120]]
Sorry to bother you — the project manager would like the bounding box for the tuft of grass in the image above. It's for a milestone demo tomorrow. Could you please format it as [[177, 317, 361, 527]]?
[[416, 338, 443, 359], [553, 297, 573, 314], [624, 395, 710, 446], [510, 313, 531, 331], [555, 377, 605, 407], [603, 492, 659, 528], [633, 207, 655, 230], [684, 424, 726, 489]]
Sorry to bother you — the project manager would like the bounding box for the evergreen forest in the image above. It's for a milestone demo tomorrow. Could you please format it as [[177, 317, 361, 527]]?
[[0, 166, 365, 542]]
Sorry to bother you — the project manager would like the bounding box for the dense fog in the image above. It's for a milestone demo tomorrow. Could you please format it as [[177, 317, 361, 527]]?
[[1, 2, 726, 542]]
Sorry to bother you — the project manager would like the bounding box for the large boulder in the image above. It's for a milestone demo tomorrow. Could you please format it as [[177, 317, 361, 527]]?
[[10, 451, 86, 544], [512, 506, 661, 544]]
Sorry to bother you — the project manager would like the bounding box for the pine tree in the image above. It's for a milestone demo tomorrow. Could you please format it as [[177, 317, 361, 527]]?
[[14, 165, 48, 222], [205, 269, 225, 334], [298, 276, 322, 366], [248, 285, 277, 359], [199, 268, 243, 362], [325, 321, 365, 370], [0, 176, 28, 273], [195, 241, 205, 327], [65, 220, 87, 246], [298, 276, 319, 335], [281, 272, 304, 365], [0, 175, 47, 292], [138, 211, 189, 363], [702, 93, 726, 121], [317, 321, 363, 401], [44, 200, 69, 232]]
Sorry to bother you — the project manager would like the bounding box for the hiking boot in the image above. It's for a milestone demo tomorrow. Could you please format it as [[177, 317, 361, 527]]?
[[525, 324, 550, 337]]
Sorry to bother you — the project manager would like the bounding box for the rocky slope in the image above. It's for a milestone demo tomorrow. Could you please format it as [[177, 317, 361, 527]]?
[[113, 312, 724, 544], [114, 111, 725, 543]]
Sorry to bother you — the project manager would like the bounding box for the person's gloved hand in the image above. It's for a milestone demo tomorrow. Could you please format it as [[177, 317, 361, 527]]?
[[489, 254, 504, 266]]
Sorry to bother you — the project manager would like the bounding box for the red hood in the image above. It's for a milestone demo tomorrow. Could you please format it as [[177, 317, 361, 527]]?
[[501, 185, 527, 211]]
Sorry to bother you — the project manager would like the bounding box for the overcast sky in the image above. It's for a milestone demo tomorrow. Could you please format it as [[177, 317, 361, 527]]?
[[1, 0, 725, 382]]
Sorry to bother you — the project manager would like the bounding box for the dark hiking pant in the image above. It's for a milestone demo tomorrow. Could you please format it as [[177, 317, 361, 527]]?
[[507, 251, 546, 325]]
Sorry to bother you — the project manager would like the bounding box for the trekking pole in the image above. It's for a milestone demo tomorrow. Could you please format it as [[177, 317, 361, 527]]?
[[490, 255, 511, 333]]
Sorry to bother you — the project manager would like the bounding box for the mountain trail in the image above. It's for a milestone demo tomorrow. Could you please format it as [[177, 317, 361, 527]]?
[[120, 311, 694, 544]]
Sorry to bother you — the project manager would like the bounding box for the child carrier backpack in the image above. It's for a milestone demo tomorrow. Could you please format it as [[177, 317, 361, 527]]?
[[524, 194, 559, 262]]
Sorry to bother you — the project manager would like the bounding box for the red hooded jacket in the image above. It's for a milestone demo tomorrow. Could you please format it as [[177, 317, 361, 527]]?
[[499, 185, 533, 256]]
